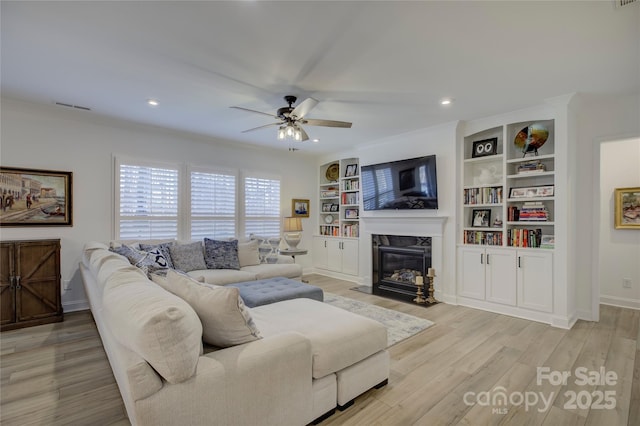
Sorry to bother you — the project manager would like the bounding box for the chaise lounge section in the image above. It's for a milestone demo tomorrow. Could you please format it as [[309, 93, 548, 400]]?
[[80, 241, 389, 425]]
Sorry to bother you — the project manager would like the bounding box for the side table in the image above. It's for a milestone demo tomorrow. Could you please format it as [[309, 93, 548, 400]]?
[[278, 248, 308, 263]]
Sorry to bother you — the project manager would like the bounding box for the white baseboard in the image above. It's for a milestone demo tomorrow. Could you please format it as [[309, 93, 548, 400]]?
[[600, 295, 640, 310], [63, 299, 89, 313]]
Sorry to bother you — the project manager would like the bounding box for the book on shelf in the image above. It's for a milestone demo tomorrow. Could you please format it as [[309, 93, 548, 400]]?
[[507, 228, 543, 248], [342, 180, 360, 191], [463, 230, 503, 246], [540, 235, 555, 249], [518, 202, 549, 221], [516, 161, 546, 174], [341, 191, 359, 205], [342, 223, 359, 238], [321, 188, 339, 198], [463, 186, 503, 205]]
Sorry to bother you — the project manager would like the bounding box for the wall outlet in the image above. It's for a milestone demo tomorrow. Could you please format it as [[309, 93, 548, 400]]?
[[63, 279, 71, 290], [623, 278, 632, 289]]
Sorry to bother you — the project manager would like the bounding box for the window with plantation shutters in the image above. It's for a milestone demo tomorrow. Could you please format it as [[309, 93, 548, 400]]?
[[117, 161, 179, 239], [190, 169, 236, 239], [244, 175, 280, 238]]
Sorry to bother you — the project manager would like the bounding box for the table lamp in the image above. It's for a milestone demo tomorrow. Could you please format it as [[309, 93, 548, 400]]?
[[283, 217, 303, 249]]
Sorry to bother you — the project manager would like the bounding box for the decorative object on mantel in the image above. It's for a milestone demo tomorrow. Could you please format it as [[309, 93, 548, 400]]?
[[514, 123, 549, 157], [413, 275, 426, 304], [0, 167, 73, 227], [426, 267, 439, 304]]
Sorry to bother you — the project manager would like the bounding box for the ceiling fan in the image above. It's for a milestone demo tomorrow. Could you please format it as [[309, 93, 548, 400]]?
[[230, 95, 352, 142]]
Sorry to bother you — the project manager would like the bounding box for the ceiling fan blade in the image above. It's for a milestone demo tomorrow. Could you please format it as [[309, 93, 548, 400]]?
[[302, 118, 352, 128], [297, 125, 309, 142], [241, 122, 282, 133], [291, 97, 319, 119], [230, 106, 278, 119]]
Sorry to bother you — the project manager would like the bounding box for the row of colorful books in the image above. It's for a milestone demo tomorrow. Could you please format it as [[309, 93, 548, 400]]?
[[319, 225, 340, 236], [463, 186, 503, 205], [342, 224, 359, 238], [341, 191, 359, 205], [342, 179, 359, 191], [463, 230, 503, 246], [507, 228, 544, 248]]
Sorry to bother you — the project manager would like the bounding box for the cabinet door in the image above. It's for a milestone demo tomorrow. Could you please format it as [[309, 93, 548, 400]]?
[[15, 240, 61, 322], [340, 239, 359, 276], [312, 237, 329, 270], [457, 246, 486, 300], [517, 251, 553, 312], [485, 248, 517, 306], [0, 242, 16, 326], [326, 239, 342, 272]]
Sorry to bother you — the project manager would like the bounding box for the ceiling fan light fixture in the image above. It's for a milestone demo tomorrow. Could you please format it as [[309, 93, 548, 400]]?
[[277, 126, 286, 140]]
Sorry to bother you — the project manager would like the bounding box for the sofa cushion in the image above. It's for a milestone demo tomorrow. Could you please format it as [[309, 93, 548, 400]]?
[[156, 270, 262, 347], [102, 269, 203, 384], [251, 298, 387, 378], [240, 263, 303, 280], [238, 240, 260, 267], [189, 269, 257, 286], [204, 238, 240, 270], [169, 241, 207, 272]]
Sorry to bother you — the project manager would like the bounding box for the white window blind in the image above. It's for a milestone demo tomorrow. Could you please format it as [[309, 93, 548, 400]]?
[[244, 176, 280, 237], [190, 170, 236, 239], [117, 162, 179, 239]]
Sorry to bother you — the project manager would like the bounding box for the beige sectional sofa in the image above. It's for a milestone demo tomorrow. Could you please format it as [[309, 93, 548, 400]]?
[[80, 241, 390, 425]]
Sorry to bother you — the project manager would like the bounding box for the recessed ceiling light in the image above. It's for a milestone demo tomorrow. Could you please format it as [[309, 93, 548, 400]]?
[[312, 138, 320, 143], [147, 99, 159, 107], [440, 98, 453, 105]]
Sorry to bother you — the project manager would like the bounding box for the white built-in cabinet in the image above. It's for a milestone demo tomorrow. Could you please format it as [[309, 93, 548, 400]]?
[[457, 102, 571, 326], [314, 157, 360, 279], [312, 236, 358, 277], [457, 246, 552, 313]]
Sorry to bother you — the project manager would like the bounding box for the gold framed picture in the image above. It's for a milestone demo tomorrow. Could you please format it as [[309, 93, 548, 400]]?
[[614, 187, 640, 229], [292, 199, 310, 217]]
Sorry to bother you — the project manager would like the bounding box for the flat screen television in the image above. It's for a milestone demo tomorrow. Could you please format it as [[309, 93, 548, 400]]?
[[361, 155, 438, 210]]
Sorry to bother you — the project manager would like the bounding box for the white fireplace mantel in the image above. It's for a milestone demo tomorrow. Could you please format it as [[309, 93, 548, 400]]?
[[360, 216, 448, 237]]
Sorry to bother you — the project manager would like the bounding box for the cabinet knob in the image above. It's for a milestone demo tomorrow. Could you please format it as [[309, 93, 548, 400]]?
[[518, 257, 521, 268], [15, 276, 21, 289], [480, 253, 484, 264]]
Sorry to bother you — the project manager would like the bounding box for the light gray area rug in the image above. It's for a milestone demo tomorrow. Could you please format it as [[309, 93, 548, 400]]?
[[323, 293, 434, 347]]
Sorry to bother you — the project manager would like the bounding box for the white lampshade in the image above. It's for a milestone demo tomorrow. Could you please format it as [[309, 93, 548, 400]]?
[[283, 217, 303, 249]]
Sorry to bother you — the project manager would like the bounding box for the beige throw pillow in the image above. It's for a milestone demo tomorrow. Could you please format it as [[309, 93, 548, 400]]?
[[237, 240, 260, 267], [158, 269, 262, 347]]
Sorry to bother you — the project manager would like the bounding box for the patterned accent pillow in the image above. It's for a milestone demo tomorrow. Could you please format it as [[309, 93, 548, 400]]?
[[139, 242, 175, 269], [169, 242, 207, 272], [109, 244, 170, 276], [250, 234, 280, 264], [204, 238, 240, 270]]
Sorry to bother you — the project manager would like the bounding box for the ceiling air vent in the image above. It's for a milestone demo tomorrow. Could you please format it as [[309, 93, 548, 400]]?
[[54, 101, 91, 111], [615, 0, 637, 7]]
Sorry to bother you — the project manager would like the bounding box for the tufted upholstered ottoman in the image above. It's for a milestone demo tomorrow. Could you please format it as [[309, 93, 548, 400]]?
[[228, 276, 324, 307]]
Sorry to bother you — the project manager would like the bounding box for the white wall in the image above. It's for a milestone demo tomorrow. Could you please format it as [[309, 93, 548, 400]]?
[[599, 138, 640, 309], [0, 98, 318, 311], [574, 93, 640, 318]]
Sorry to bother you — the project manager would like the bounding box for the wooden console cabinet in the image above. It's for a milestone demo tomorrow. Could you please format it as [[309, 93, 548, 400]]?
[[0, 239, 63, 331]]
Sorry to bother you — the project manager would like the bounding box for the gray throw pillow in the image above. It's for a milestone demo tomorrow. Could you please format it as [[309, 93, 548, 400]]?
[[169, 242, 207, 272], [204, 238, 240, 270], [139, 242, 175, 269]]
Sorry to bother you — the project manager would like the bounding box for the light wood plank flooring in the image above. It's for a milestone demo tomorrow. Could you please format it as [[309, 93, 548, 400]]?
[[1, 274, 638, 425]]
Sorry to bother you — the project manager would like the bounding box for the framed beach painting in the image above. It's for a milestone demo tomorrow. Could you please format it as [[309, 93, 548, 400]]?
[[0, 167, 73, 227], [614, 187, 640, 229]]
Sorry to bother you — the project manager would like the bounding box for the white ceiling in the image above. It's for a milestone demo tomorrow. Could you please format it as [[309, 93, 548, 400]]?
[[2, 1, 639, 155]]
